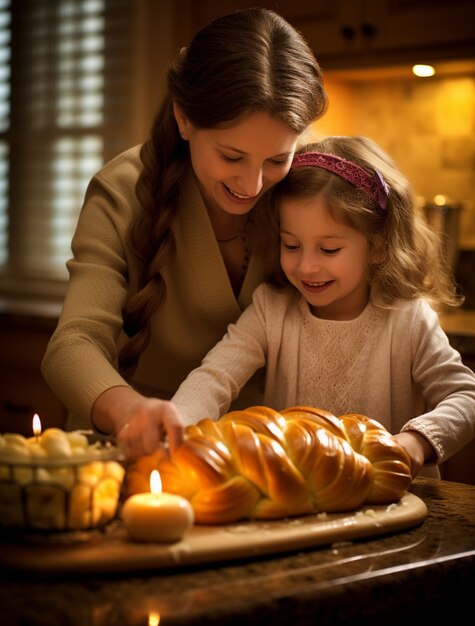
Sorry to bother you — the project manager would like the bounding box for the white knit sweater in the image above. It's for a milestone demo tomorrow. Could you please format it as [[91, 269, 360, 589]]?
[[172, 283, 475, 473]]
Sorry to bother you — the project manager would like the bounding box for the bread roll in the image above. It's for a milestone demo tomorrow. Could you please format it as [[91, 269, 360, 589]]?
[[126, 406, 412, 524]]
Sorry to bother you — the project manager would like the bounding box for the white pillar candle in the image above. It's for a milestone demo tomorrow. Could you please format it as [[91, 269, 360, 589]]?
[[122, 470, 194, 543]]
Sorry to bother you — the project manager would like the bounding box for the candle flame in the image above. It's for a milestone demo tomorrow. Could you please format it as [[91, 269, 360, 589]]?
[[150, 470, 162, 495], [32, 414, 42, 437], [148, 612, 160, 626]]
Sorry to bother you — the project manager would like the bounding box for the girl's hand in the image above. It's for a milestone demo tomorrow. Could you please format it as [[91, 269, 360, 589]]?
[[92, 387, 185, 459], [393, 430, 436, 478]]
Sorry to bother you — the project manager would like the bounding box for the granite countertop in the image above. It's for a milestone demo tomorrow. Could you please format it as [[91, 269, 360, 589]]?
[[0, 477, 474, 625]]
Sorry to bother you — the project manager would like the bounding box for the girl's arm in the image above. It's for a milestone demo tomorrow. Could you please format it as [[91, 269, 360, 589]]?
[[172, 287, 270, 423], [393, 430, 436, 478], [402, 300, 475, 467]]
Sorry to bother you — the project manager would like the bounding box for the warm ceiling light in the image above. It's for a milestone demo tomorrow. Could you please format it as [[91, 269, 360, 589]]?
[[412, 64, 435, 77]]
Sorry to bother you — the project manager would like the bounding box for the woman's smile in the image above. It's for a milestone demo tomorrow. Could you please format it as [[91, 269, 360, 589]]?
[[223, 183, 258, 203]]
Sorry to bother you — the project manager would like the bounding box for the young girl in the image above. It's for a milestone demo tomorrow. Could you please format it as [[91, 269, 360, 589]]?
[[40, 8, 327, 458], [171, 136, 475, 478]]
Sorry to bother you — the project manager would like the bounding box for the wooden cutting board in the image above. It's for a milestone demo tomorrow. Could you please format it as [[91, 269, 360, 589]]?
[[0, 493, 427, 575]]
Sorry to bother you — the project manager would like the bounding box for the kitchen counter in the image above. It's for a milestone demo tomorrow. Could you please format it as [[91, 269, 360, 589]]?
[[0, 477, 474, 625], [439, 308, 475, 375], [439, 308, 475, 339]]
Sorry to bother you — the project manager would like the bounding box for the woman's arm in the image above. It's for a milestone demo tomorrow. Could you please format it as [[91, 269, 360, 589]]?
[[42, 155, 141, 423], [92, 386, 184, 458]]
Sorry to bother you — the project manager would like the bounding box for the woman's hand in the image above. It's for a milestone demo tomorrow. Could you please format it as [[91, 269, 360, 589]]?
[[393, 430, 436, 478], [92, 386, 185, 459]]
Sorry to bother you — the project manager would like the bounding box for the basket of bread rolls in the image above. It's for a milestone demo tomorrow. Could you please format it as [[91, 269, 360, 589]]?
[[0, 427, 125, 531]]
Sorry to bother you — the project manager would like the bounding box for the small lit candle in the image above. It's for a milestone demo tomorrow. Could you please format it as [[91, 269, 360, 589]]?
[[148, 612, 160, 626], [32, 413, 42, 442], [122, 470, 194, 543]]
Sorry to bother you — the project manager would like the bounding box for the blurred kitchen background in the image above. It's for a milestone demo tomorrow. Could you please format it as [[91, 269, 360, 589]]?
[[0, 0, 474, 479]]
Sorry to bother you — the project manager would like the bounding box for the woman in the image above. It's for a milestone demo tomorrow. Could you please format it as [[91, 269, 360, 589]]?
[[41, 7, 328, 457]]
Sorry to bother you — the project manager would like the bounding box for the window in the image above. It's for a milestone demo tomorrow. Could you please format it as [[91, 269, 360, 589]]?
[[0, 0, 140, 299], [0, 1, 9, 269]]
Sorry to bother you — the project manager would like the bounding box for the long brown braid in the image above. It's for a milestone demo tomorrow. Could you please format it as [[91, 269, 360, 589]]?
[[119, 7, 328, 379], [118, 99, 187, 378]]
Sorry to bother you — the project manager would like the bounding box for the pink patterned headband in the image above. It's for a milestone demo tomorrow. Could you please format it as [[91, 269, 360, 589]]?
[[291, 152, 389, 210]]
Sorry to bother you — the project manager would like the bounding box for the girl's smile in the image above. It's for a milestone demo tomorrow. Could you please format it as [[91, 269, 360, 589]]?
[[301, 279, 335, 293]]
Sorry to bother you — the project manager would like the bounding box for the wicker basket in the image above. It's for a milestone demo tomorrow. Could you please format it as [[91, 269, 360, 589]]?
[[0, 432, 125, 531]]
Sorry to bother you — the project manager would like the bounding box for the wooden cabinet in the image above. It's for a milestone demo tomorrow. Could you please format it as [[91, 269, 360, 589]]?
[[287, 0, 475, 67], [0, 316, 67, 436], [176, 0, 475, 69]]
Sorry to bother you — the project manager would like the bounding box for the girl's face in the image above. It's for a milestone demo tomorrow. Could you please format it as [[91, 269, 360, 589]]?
[[279, 194, 373, 321], [175, 108, 300, 217]]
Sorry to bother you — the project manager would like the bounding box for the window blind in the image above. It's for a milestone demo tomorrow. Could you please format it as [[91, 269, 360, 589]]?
[[0, 0, 9, 269], [0, 0, 136, 295]]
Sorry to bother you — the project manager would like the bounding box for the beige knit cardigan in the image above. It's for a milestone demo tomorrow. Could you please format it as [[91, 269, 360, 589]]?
[[41, 145, 268, 429]]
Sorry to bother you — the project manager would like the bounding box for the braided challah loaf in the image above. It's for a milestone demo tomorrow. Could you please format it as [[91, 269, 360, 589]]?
[[126, 406, 412, 524]]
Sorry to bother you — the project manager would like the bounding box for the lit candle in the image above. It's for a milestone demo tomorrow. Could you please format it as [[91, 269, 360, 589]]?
[[121, 470, 194, 543], [148, 612, 160, 626], [32, 413, 42, 442]]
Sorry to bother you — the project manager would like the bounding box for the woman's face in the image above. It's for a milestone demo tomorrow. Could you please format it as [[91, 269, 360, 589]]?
[[279, 194, 372, 321], [176, 108, 300, 217]]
